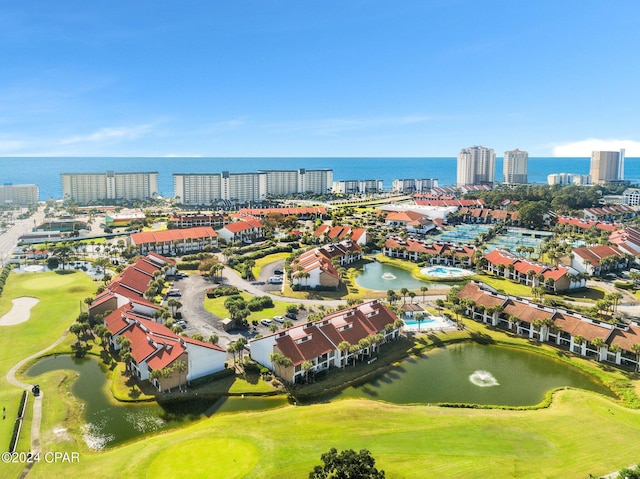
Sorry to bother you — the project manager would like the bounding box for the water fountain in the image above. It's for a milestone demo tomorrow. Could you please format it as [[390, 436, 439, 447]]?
[[381, 272, 397, 280], [469, 370, 499, 387]]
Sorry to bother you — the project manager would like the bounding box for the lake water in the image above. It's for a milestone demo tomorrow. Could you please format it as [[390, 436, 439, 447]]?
[[354, 261, 447, 291], [26, 355, 286, 449], [325, 343, 613, 406]]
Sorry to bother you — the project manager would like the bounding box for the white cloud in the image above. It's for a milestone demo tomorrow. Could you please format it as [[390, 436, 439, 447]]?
[[60, 123, 155, 145], [553, 138, 640, 157]]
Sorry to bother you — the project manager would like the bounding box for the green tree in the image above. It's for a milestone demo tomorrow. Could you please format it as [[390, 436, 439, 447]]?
[[173, 360, 187, 391], [309, 448, 385, 479]]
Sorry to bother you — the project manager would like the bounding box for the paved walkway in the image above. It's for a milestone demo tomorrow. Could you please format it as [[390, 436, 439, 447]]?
[[6, 331, 70, 479]]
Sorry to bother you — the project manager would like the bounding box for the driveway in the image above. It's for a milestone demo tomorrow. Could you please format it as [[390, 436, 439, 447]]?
[[167, 274, 252, 349]]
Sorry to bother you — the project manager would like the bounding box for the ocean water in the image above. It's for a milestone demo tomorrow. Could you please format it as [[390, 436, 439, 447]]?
[[0, 156, 638, 200]]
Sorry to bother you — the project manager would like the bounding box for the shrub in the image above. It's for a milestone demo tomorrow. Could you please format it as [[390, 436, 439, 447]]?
[[206, 285, 241, 298], [247, 296, 274, 311], [614, 280, 634, 290]]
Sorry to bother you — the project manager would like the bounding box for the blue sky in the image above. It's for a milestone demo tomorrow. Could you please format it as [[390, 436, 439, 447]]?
[[1, 1, 639, 157]]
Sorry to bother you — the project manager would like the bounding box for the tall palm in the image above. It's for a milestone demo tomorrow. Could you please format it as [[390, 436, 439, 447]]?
[[337, 341, 351, 368], [591, 337, 605, 361], [173, 360, 187, 391], [301, 360, 313, 383], [420, 286, 428, 303], [631, 344, 640, 372]]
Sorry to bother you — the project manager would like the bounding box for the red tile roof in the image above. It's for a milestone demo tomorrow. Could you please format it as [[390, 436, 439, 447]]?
[[131, 227, 217, 245]]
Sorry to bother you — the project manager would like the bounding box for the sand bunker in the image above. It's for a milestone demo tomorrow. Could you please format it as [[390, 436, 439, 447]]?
[[0, 297, 40, 326]]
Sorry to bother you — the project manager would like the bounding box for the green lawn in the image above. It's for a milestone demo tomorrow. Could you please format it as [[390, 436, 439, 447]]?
[[252, 252, 290, 279], [7, 270, 640, 478], [22, 389, 640, 479], [0, 270, 96, 478], [204, 292, 291, 322]]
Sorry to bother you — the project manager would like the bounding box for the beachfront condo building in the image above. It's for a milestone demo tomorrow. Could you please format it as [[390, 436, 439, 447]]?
[[332, 179, 383, 194], [503, 149, 528, 184], [0, 184, 39, 206], [391, 178, 438, 193], [173, 169, 333, 206], [457, 146, 495, 187], [547, 173, 591, 186], [61, 171, 158, 205], [590, 151, 623, 184]]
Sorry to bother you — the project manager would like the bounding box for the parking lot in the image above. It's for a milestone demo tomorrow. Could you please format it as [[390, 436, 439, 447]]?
[[164, 270, 307, 350]]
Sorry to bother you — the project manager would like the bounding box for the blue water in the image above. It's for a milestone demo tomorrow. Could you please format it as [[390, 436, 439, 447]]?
[[1, 156, 639, 200]]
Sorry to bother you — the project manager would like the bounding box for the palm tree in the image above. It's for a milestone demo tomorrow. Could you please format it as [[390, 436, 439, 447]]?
[[631, 344, 640, 372], [400, 288, 409, 304], [414, 312, 426, 332], [606, 292, 623, 313], [420, 285, 428, 303], [167, 298, 182, 317], [338, 341, 351, 368], [408, 292, 417, 304], [591, 337, 605, 361], [508, 314, 520, 332], [301, 360, 313, 383], [349, 344, 360, 366], [173, 360, 187, 391], [269, 352, 292, 379]]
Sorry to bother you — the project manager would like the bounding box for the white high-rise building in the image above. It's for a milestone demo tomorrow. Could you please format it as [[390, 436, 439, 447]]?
[[457, 146, 495, 186], [61, 171, 158, 205], [503, 149, 528, 184], [173, 168, 333, 205], [0, 184, 39, 206]]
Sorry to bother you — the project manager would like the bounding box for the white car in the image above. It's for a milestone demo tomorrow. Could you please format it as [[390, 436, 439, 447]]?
[[273, 316, 285, 323], [268, 276, 283, 284], [260, 319, 272, 326]]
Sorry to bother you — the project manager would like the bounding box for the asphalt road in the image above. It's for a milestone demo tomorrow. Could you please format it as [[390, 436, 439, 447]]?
[[0, 208, 45, 266]]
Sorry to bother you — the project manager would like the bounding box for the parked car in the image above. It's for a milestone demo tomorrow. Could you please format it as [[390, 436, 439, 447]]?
[[174, 320, 187, 329], [273, 269, 284, 275], [285, 312, 297, 320], [273, 316, 285, 323], [268, 276, 283, 284], [260, 319, 272, 326], [167, 289, 181, 297]]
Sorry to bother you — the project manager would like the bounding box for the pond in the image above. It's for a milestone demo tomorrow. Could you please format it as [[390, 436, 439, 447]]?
[[323, 344, 613, 406], [26, 355, 287, 449], [354, 261, 445, 291]]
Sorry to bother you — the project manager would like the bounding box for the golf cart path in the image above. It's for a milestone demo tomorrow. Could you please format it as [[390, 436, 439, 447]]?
[[7, 330, 71, 478]]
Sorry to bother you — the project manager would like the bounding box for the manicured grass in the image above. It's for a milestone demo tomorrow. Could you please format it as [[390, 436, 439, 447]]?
[[471, 272, 536, 296], [0, 270, 96, 478], [23, 390, 640, 479], [252, 252, 289, 279], [204, 292, 290, 322]]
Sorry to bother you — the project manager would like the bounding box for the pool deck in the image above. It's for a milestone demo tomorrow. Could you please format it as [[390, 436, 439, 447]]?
[[403, 315, 456, 333]]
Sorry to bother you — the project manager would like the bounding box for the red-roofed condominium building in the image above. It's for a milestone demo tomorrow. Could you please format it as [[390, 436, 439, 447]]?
[[383, 236, 476, 267], [129, 227, 218, 255], [89, 252, 176, 318], [290, 240, 362, 290], [105, 302, 226, 391], [250, 300, 401, 383], [217, 218, 264, 244], [314, 224, 368, 246], [458, 281, 640, 369], [570, 245, 631, 276], [483, 249, 585, 292]]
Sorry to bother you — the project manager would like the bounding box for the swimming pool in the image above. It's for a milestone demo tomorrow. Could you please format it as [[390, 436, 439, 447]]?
[[420, 266, 475, 279], [403, 315, 453, 331]]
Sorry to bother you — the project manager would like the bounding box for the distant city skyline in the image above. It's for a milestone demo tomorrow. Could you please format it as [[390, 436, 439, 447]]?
[[1, 1, 639, 158]]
